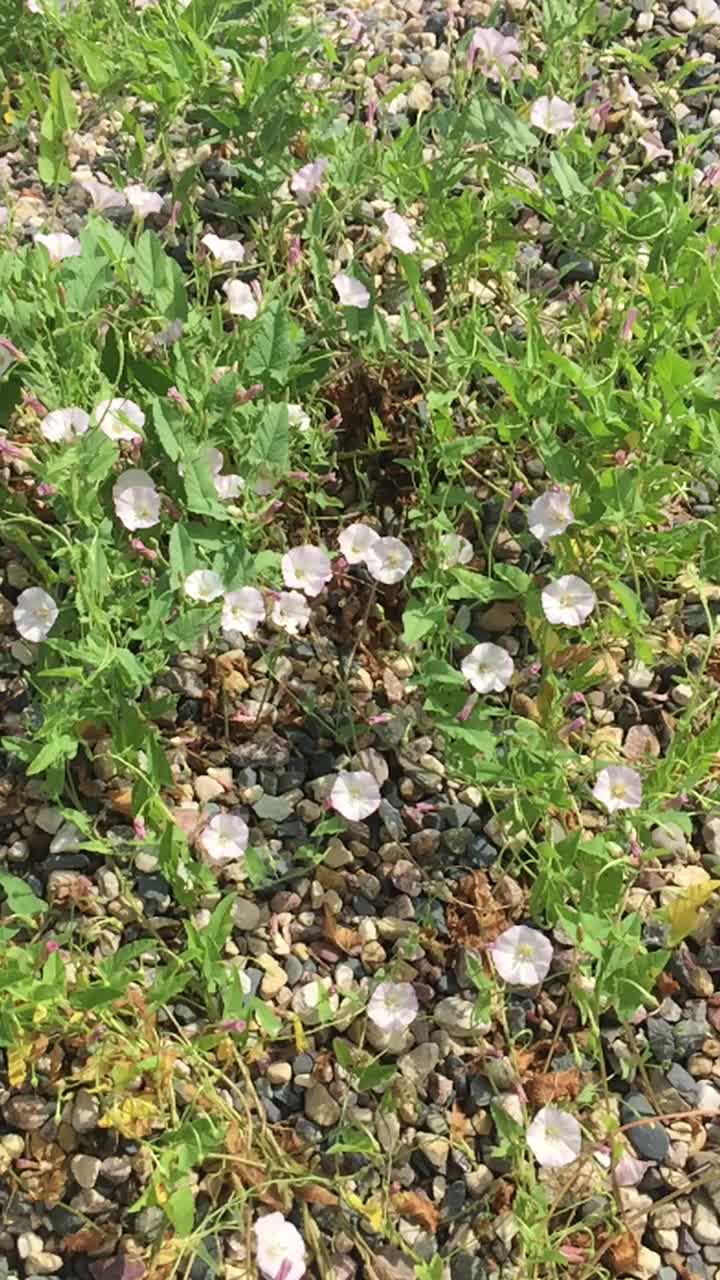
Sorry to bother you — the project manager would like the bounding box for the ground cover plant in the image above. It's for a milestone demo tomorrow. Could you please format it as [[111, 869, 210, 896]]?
[[2, 0, 720, 1278]]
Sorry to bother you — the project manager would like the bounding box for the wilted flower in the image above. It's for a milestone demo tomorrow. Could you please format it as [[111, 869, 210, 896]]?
[[512, 166, 541, 195], [527, 489, 574, 542], [14, 587, 58, 643], [254, 1212, 306, 1280], [287, 403, 311, 433], [221, 587, 265, 637], [530, 95, 577, 135], [290, 157, 328, 204], [367, 981, 419, 1034], [491, 925, 553, 987], [125, 184, 163, 218], [333, 272, 370, 308], [112, 470, 160, 531], [468, 27, 521, 80], [272, 590, 311, 635], [439, 532, 473, 567], [40, 407, 89, 443], [338, 522, 380, 565], [201, 233, 245, 264], [200, 813, 249, 864], [383, 210, 417, 253], [184, 569, 225, 603], [79, 177, 126, 211], [282, 545, 332, 597], [527, 1106, 582, 1168], [35, 232, 81, 263], [461, 642, 514, 693], [93, 397, 145, 442], [541, 575, 596, 626], [595, 1147, 649, 1186], [365, 536, 412, 585], [331, 769, 381, 821], [593, 765, 643, 814], [288, 235, 302, 269], [224, 279, 258, 319], [639, 132, 672, 163]]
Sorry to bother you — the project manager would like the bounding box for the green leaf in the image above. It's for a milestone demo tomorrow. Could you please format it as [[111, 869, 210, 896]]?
[[153, 402, 183, 462], [26, 734, 79, 776], [465, 98, 538, 159], [549, 153, 586, 199], [245, 301, 290, 388], [494, 564, 531, 594], [134, 231, 186, 317], [165, 1184, 195, 1237], [169, 524, 197, 588], [356, 1062, 397, 1091], [0, 871, 48, 921], [402, 605, 439, 647], [447, 569, 517, 602], [252, 402, 289, 471]]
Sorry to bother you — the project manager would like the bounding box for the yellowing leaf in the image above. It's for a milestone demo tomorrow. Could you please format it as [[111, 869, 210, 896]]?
[[292, 1015, 307, 1054], [665, 880, 720, 945], [344, 1192, 385, 1233], [98, 1094, 162, 1139], [8, 1045, 29, 1087]]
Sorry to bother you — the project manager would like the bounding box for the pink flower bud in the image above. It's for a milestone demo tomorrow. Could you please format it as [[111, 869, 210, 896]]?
[[287, 235, 302, 269], [23, 392, 47, 416], [235, 383, 264, 405], [36, 483, 56, 497], [621, 308, 638, 342], [167, 386, 190, 412], [130, 538, 158, 561], [133, 817, 147, 840]]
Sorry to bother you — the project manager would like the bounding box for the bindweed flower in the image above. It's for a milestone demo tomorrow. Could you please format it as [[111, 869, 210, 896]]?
[[221, 587, 265, 637], [290, 157, 328, 204], [491, 925, 553, 987], [338, 522, 380, 565], [438, 531, 473, 567], [595, 1147, 649, 1186], [125, 184, 163, 218], [467, 27, 521, 80], [93, 397, 145, 442], [79, 177, 126, 211], [287, 403, 311, 433], [113, 470, 161, 531], [621, 308, 638, 342], [272, 590, 311, 635], [331, 769, 382, 821], [200, 812, 249, 864], [287, 235, 302, 269], [224, 279, 258, 319], [282, 545, 332, 597], [593, 765, 643, 814], [527, 1106, 582, 1168], [201, 233, 245, 264], [383, 210, 417, 253], [35, 232, 81, 263], [365, 536, 412, 585], [639, 133, 672, 163], [527, 489, 574, 542], [541, 575, 596, 626], [14, 587, 58, 643], [215, 473, 245, 500], [461, 642, 514, 694], [254, 1212, 306, 1280], [40, 407, 89, 443], [130, 538, 157, 561], [530, 95, 577, 135], [184, 569, 225, 603], [333, 272, 370, 309], [367, 980, 419, 1034]]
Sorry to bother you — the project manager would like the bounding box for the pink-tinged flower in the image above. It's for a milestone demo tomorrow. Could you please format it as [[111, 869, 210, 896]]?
[[367, 981, 419, 1034], [125, 184, 163, 218], [467, 28, 521, 80], [130, 539, 157, 561], [112, 470, 160, 530], [282, 545, 332, 597], [35, 232, 81, 263], [224, 279, 258, 319], [36, 482, 56, 497], [491, 925, 553, 987], [530, 95, 577, 135], [290, 158, 328, 204], [235, 383, 264, 405], [40, 407, 89, 443], [338, 523, 380, 565], [201, 233, 245, 265], [439, 532, 473, 568], [461, 643, 514, 694], [133, 817, 147, 840], [527, 1107, 582, 1168], [254, 1212, 306, 1280], [333, 272, 370, 309], [512, 166, 541, 195], [639, 133, 672, 163], [215, 473, 245, 500], [365, 536, 412, 585], [457, 692, 478, 722], [271, 590, 311, 635], [383, 210, 417, 254], [184, 569, 225, 603], [221, 587, 265, 637], [79, 178, 127, 211], [14, 587, 58, 643], [621, 308, 638, 342], [541, 575, 596, 626], [288, 235, 302, 269], [0, 339, 24, 379], [93, 397, 145, 442], [595, 1147, 649, 1186], [331, 769, 381, 821], [200, 813, 249, 864], [704, 164, 720, 188], [527, 489, 574, 541], [593, 765, 643, 814]]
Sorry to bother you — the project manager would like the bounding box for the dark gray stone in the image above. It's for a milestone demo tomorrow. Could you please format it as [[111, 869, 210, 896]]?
[[647, 1018, 675, 1062], [666, 1063, 699, 1102], [627, 1118, 670, 1162], [675, 1019, 709, 1056]]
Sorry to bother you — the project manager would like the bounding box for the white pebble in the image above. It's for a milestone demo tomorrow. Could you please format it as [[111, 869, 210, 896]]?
[[671, 5, 696, 27]]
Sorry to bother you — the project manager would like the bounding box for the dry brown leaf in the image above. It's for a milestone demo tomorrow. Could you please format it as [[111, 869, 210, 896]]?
[[607, 1232, 640, 1275], [524, 1069, 583, 1107], [656, 971, 680, 996], [323, 906, 360, 953], [230, 1162, 286, 1211], [446, 872, 508, 949], [491, 1180, 514, 1214], [392, 1190, 439, 1233], [63, 1227, 119, 1255], [550, 644, 593, 673], [296, 1184, 340, 1207], [450, 1101, 468, 1144], [109, 788, 134, 817]]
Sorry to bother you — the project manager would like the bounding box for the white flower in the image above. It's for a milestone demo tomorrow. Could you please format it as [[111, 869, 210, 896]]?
[[224, 279, 258, 319], [491, 925, 553, 987], [112, 471, 160, 530], [281, 545, 332, 597], [530, 95, 577, 135], [365, 536, 412, 585], [527, 1107, 582, 1168], [595, 1147, 649, 1187], [221, 587, 265, 637], [178, 446, 223, 479], [367, 981, 419, 1034], [383, 210, 417, 254], [461, 642, 514, 694], [93, 397, 145, 442], [214, 473, 245, 500], [125, 184, 163, 218], [40, 407, 89, 443], [254, 1212, 306, 1280], [333, 272, 370, 309], [184, 570, 225, 603], [527, 490, 574, 542], [14, 588, 58, 643], [338, 523, 380, 565], [593, 765, 643, 814], [200, 813, 249, 864], [330, 770, 381, 822], [541, 575, 596, 627], [201, 233, 245, 265], [79, 178, 126, 211], [272, 590, 311, 635], [469, 27, 521, 80], [287, 403, 311, 433], [35, 232, 81, 263], [439, 532, 473, 567], [290, 158, 328, 204]]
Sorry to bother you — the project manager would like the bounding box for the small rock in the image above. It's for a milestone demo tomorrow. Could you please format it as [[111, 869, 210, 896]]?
[[194, 776, 225, 803], [371, 1247, 415, 1280], [49, 821, 84, 853], [692, 1199, 720, 1244], [408, 81, 433, 113], [35, 806, 63, 834], [671, 5, 695, 29], [100, 1156, 132, 1183], [232, 898, 261, 930], [417, 1133, 449, 1171], [304, 1083, 341, 1127], [627, 662, 654, 690], [627, 1118, 670, 1163], [70, 1088, 101, 1133], [3, 1096, 52, 1131], [18, 1233, 44, 1260], [69, 1189, 113, 1215], [631, 1246, 662, 1280], [435, 997, 489, 1039], [703, 816, 720, 855], [400, 1043, 440, 1087], [253, 793, 295, 822], [421, 49, 450, 81], [70, 1154, 101, 1189]]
